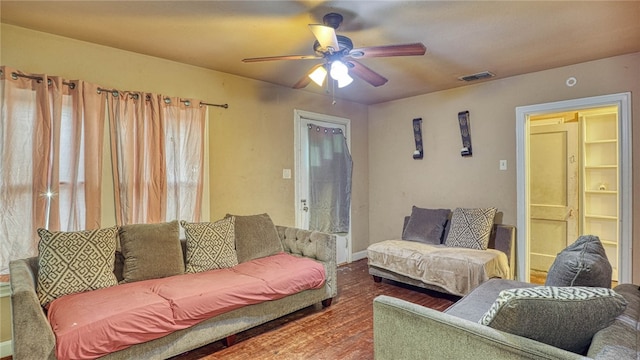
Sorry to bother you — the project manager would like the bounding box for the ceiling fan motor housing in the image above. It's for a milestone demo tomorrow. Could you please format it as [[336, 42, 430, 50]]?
[[313, 35, 353, 57], [323, 13, 343, 29]]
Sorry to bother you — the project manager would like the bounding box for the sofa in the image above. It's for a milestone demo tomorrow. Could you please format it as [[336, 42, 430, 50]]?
[[367, 206, 515, 296], [10, 214, 337, 360], [373, 235, 637, 359]]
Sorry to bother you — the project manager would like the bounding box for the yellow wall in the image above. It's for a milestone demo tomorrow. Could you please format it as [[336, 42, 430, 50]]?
[[0, 24, 370, 255], [369, 52, 640, 281]]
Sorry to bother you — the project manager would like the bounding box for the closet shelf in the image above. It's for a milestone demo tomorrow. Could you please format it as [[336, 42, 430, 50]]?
[[584, 214, 617, 220]]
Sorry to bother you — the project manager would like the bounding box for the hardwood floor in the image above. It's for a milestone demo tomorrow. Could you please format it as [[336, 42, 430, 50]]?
[[171, 259, 459, 360]]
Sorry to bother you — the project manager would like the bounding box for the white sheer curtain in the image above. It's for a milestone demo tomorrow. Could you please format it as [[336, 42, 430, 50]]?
[[308, 124, 353, 233], [164, 98, 206, 222], [108, 93, 205, 225], [0, 66, 106, 274]]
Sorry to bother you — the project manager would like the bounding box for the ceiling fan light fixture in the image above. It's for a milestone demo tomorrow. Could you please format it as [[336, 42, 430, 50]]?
[[309, 66, 327, 86], [330, 60, 353, 88], [336, 74, 353, 88]]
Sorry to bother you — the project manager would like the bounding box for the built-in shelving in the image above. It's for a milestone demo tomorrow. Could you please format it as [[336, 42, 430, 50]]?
[[580, 107, 619, 281]]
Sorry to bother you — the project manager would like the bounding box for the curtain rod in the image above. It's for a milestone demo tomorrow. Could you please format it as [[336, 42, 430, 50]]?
[[8, 72, 229, 109]]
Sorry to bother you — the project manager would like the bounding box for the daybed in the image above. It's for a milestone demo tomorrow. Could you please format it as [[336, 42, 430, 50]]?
[[10, 214, 337, 360], [373, 235, 637, 359], [367, 206, 515, 296]]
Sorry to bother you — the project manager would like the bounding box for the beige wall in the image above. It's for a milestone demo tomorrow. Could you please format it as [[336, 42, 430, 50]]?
[[369, 52, 639, 281]]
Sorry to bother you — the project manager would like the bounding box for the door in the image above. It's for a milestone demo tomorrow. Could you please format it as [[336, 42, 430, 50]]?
[[294, 110, 352, 265], [528, 114, 579, 278]]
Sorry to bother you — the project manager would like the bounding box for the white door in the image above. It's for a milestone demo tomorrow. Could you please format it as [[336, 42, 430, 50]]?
[[294, 110, 351, 265], [528, 116, 579, 276]]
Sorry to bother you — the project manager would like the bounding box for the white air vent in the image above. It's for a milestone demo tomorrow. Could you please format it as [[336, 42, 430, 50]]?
[[458, 71, 495, 82]]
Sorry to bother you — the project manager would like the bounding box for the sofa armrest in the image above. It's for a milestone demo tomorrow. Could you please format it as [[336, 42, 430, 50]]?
[[490, 224, 516, 279], [373, 295, 587, 360], [275, 226, 336, 264], [9, 258, 57, 360], [276, 226, 337, 300]]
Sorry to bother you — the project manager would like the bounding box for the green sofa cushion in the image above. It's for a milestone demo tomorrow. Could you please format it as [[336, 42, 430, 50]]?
[[118, 220, 184, 283], [226, 213, 284, 263]]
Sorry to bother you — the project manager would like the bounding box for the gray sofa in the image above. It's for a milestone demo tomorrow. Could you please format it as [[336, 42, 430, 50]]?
[[374, 279, 639, 359], [10, 224, 337, 360], [373, 236, 636, 359]]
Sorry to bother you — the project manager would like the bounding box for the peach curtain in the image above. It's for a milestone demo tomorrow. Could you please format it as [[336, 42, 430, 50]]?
[[0, 66, 105, 273], [107, 93, 205, 225]]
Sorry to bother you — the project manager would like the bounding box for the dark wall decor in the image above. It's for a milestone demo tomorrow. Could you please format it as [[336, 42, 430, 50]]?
[[457, 111, 472, 157], [412, 118, 423, 159]]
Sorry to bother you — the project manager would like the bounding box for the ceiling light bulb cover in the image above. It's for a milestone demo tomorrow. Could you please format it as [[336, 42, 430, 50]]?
[[330, 60, 348, 77], [308, 66, 327, 86], [336, 74, 353, 88]]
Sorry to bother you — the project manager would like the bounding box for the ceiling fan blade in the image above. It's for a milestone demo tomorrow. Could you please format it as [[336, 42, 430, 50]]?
[[292, 64, 325, 89], [242, 55, 321, 63], [309, 24, 340, 52], [347, 60, 388, 87], [349, 43, 426, 58]]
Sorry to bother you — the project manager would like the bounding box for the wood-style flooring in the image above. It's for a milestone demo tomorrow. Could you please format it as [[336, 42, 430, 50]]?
[[171, 259, 459, 360]]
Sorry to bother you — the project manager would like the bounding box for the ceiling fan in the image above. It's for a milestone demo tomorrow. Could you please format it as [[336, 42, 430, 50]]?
[[242, 13, 426, 89]]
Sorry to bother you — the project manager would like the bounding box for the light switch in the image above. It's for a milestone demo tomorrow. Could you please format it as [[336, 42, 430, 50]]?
[[282, 168, 292, 179], [499, 160, 507, 170]]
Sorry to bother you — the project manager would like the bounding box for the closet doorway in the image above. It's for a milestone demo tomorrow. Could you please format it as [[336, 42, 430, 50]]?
[[516, 93, 632, 284]]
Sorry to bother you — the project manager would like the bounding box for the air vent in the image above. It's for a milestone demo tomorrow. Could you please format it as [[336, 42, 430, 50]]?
[[458, 71, 495, 82]]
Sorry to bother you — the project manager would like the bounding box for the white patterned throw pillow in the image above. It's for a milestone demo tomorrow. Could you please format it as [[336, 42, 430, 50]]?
[[181, 217, 238, 273], [37, 227, 118, 306], [480, 286, 627, 354], [444, 207, 497, 250]]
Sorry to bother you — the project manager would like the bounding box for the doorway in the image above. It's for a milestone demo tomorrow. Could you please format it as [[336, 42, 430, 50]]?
[[294, 109, 352, 265], [528, 113, 579, 280], [516, 93, 632, 283]]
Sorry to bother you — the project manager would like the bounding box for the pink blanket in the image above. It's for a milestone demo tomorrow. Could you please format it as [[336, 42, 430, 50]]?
[[48, 253, 326, 360]]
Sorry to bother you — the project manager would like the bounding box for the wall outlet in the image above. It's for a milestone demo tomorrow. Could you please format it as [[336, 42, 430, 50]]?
[[499, 160, 507, 170], [282, 168, 292, 179]]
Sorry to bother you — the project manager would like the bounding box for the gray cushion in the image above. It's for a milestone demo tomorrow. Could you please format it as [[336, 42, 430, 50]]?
[[480, 286, 627, 354], [444, 207, 497, 250], [545, 235, 612, 288], [37, 227, 118, 306], [181, 217, 238, 273], [401, 206, 450, 244], [118, 220, 184, 283], [226, 213, 284, 263]]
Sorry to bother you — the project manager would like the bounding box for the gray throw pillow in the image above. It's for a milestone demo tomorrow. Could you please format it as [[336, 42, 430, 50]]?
[[226, 213, 284, 263], [480, 286, 627, 354], [118, 220, 184, 283], [402, 206, 450, 244], [545, 235, 612, 288], [444, 207, 497, 250]]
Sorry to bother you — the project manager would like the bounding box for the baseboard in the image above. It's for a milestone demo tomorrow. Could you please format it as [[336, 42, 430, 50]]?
[[0, 340, 12, 358], [351, 250, 367, 262]]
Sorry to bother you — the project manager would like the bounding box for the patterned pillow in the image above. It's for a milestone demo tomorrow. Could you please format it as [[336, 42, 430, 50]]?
[[444, 207, 497, 250], [180, 217, 238, 273], [37, 227, 118, 306], [480, 286, 627, 354]]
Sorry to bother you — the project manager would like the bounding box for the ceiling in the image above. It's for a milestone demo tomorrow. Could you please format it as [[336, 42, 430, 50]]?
[[2, 1, 639, 105]]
